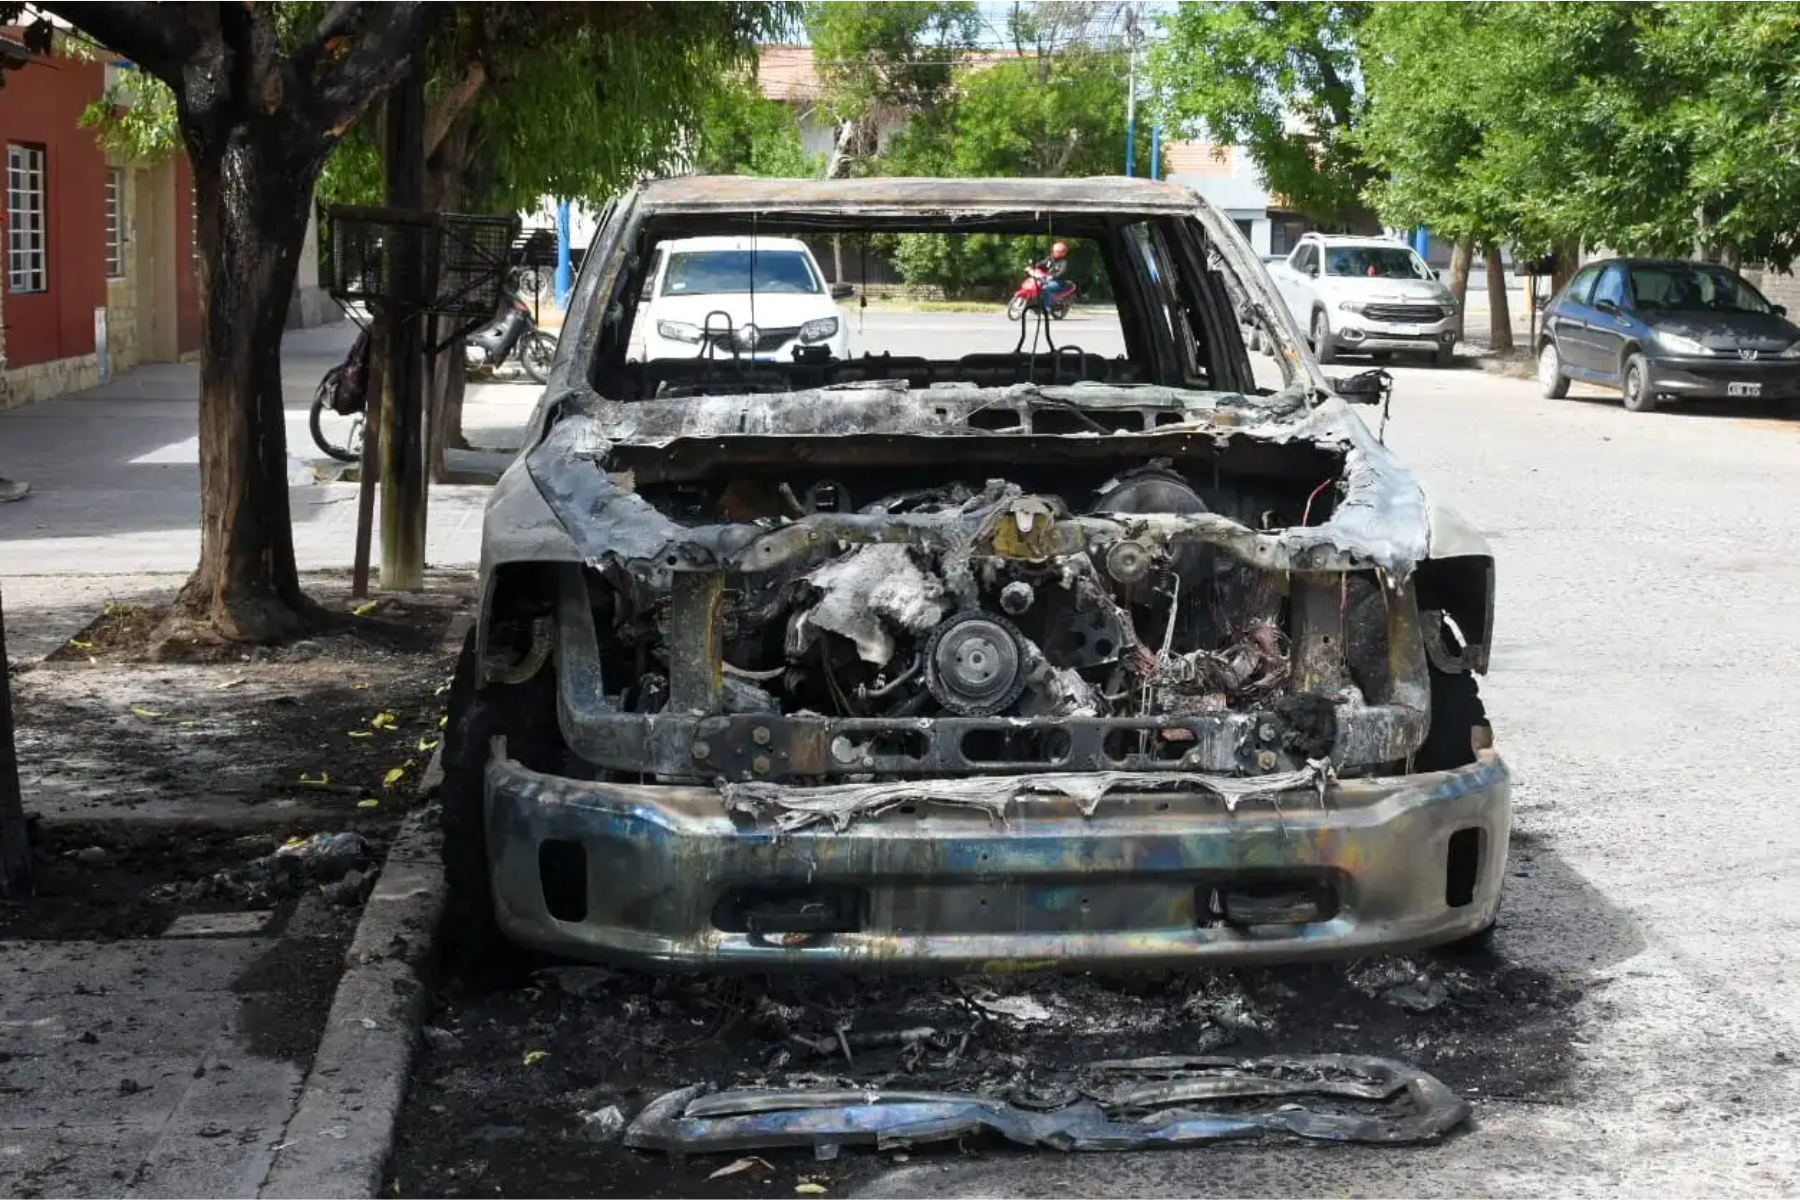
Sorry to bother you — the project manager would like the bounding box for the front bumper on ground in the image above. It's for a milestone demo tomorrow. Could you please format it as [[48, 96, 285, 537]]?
[[484, 747, 1510, 971], [1646, 355, 1800, 400]]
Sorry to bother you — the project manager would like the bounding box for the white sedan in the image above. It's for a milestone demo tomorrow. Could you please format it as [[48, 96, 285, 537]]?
[[633, 235, 853, 363]]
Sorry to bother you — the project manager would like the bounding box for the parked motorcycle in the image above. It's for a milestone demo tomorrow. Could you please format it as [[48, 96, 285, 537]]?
[[1005, 265, 1078, 321], [465, 288, 558, 382], [309, 295, 560, 463]]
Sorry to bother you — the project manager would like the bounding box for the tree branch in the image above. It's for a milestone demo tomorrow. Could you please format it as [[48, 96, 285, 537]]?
[[425, 60, 487, 159], [290, 2, 364, 82], [308, 1, 436, 140], [38, 0, 197, 82]]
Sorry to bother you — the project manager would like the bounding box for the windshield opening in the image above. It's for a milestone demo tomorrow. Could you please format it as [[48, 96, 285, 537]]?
[[1628, 264, 1770, 314], [662, 249, 822, 297], [598, 218, 1300, 404], [1325, 246, 1432, 281]]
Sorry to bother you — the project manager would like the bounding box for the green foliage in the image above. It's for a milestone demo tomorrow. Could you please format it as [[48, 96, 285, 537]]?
[[879, 50, 1147, 297], [422, 3, 795, 211], [78, 69, 180, 161], [1356, 1, 1800, 268], [1148, 1, 1370, 223], [692, 70, 822, 177], [318, 132, 384, 209], [807, 1, 982, 120]]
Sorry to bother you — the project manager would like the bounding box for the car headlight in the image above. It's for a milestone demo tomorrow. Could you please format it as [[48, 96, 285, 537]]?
[[1337, 300, 1367, 314], [799, 316, 840, 344], [1781, 340, 1800, 358], [1438, 301, 1458, 317], [1656, 331, 1709, 356], [656, 320, 701, 344]]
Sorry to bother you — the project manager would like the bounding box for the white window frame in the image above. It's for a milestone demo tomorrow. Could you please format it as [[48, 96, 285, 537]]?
[[7, 143, 48, 294], [105, 168, 125, 280]]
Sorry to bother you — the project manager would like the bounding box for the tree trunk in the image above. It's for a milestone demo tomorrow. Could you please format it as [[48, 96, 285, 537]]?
[[0, 585, 30, 898], [1550, 238, 1580, 296], [178, 130, 322, 641], [1446, 237, 1474, 342], [1483, 243, 1514, 353], [427, 116, 476, 480]]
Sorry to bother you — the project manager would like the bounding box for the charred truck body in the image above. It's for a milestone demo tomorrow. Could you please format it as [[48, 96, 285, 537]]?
[[445, 177, 1508, 971]]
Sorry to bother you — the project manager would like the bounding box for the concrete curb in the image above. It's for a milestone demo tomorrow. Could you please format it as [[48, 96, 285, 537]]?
[[257, 807, 446, 1199]]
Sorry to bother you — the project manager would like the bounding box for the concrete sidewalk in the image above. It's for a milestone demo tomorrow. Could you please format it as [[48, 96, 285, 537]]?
[[0, 324, 533, 580]]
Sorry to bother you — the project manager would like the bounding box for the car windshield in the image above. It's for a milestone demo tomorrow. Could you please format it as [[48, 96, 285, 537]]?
[[1628, 264, 1771, 315], [1325, 246, 1431, 280], [661, 250, 821, 297]]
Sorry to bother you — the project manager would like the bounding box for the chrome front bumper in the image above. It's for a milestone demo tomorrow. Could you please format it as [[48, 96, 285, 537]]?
[[484, 747, 1510, 971]]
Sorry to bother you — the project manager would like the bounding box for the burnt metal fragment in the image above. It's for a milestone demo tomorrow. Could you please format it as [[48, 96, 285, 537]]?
[[622, 1054, 1470, 1155]]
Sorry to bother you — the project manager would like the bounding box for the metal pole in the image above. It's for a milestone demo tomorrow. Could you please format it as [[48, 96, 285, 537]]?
[[555, 200, 573, 308], [1125, 4, 1138, 176], [1150, 123, 1161, 180]]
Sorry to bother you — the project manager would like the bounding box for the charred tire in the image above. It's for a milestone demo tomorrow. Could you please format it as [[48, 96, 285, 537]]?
[[1311, 309, 1338, 364], [520, 331, 557, 384], [439, 628, 561, 972], [1620, 352, 1656, 412], [1006, 296, 1028, 321], [1414, 666, 1490, 772], [1537, 341, 1570, 398]]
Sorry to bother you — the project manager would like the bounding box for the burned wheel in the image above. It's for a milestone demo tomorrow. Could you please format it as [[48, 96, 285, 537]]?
[[438, 629, 561, 971], [1415, 667, 1490, 772]]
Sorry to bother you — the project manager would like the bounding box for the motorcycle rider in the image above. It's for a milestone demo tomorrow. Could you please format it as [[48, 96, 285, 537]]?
[[1033, 241, 1071, 311]]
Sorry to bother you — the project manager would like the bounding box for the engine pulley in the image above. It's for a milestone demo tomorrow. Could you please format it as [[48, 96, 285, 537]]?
[[925, 612, 1028, 715]]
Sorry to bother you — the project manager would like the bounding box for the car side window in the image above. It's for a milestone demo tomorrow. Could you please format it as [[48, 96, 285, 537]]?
[[1592, 265, 1628, 310], [1293, 245, 1317, 276], [1562, 265, 1601, 307]]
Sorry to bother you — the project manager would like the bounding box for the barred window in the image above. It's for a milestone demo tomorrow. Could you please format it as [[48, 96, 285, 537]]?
[[105, 168, 125, 279], [7, 144, 47, 294]]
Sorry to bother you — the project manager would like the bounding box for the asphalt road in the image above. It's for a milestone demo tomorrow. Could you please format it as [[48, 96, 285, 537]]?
[[397, 311, 1800, 1196]]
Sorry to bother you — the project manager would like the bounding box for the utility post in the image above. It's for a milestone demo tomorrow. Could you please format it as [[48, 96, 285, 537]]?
[[1124, 3, 1140, 176], [379, 53, 429, 592]]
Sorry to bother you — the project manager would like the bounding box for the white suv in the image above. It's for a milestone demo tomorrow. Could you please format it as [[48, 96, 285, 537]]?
[[1267, 234, 1460, 367]]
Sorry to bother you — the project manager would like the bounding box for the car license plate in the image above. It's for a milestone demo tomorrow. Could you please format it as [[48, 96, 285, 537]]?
[[1392, 324, 1422, 336], [1728, 381, 1762, 397]]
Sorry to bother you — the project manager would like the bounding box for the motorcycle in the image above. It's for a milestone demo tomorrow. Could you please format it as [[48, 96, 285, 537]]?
[[308, 292, 560, 463], [1005, 265, 1078, 321], [465, 288, 558, 382]]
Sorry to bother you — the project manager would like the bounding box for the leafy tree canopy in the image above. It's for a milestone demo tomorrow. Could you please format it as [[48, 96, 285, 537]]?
[[1147, 1, 1370, 224], [692, 69, 822, 178], [807, 0, 982, 122]]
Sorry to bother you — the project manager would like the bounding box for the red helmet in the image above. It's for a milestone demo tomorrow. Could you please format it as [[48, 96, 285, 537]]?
[[1051, 241, 1069, 259]]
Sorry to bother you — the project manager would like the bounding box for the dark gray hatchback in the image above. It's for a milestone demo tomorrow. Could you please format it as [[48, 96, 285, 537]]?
[[1535, 257, 1800, 412]]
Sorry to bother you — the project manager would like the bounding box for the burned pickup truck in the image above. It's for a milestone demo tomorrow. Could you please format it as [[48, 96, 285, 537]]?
[[441, 177, 1508, 971]]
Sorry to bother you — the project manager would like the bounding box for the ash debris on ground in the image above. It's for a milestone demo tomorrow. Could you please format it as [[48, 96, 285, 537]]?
[[150, 830, 374, 908], [392, 945, 1586, 1197]]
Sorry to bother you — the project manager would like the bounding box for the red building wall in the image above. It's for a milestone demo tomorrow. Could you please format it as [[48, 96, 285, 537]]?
[[0, 50, 108, 369]]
